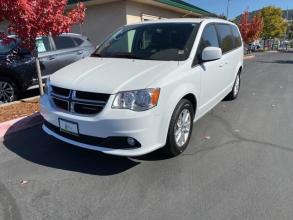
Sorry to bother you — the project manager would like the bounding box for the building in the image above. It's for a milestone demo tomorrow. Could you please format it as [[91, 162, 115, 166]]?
[[68, 0, 213, 45]]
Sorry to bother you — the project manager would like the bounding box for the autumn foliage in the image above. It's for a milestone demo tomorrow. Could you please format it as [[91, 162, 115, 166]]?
[[238, 11, 264, 44], [0, 0, 85, 50]]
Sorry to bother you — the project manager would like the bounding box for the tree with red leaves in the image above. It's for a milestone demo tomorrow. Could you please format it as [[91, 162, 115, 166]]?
[[0, 0, 85, 94], [238, 11, 264, 46]]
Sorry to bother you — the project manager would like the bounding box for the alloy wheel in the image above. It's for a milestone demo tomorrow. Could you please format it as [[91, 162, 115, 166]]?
[[0, 81, 15, 103], [233, 74, 240, 97], [174, 108, 192, 147]]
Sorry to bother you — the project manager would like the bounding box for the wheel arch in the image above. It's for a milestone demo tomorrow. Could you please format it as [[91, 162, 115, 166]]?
[[238, 65, 243, 74], [181, 93, 197, 118], [158, 84, 199, 147]]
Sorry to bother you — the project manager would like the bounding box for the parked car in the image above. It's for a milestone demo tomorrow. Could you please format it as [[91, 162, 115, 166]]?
[[248, 42, 262, 51], [0, 33, 94, 103], [41, 18, 243, 157]]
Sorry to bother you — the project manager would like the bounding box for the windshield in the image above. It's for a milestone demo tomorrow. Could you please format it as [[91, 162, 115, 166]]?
[[93, 23, 199, 61], [0, 38, 17, 55]]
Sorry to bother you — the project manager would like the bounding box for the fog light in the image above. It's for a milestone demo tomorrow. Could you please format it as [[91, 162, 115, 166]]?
[[127, 137, 136, 146]]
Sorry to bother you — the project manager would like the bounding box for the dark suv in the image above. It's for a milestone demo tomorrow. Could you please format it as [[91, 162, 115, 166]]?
[[0, 33, 94, 103]]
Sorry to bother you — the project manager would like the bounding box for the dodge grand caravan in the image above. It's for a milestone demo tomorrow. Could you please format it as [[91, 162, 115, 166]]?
[[41, 18, 243, 157]]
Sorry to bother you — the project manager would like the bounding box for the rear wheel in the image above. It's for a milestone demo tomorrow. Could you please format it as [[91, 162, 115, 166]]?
[[226, 71, 241, 100], [164, 99, 194, 156], [0, 77, 19, 103]]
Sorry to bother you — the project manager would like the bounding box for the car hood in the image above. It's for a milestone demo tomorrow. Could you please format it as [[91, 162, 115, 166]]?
[[50, 57, 179, 94]]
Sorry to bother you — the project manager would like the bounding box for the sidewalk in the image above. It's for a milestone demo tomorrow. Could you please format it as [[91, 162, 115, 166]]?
[[0, 113, 43, 138], [244, 54, 255, 60]]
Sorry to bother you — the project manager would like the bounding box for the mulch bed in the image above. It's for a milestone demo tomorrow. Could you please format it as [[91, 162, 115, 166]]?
[[0, 98, 40, 123]]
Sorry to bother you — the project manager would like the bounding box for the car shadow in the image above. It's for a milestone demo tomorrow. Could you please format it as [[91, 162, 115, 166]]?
[[133, 149, 173, 161], [3, 120, 139, 176]]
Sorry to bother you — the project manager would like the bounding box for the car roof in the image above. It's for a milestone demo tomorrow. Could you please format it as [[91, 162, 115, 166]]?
[[8, 33, 86, 40], [125, 18, 236, 27], [60, 33, 84, 37]]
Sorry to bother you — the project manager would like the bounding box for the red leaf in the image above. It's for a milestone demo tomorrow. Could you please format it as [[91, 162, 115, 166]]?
[[0, 0, 85, 51]]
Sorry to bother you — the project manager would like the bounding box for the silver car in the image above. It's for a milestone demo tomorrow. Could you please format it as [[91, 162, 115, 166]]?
[[36, 33, 95, 80]]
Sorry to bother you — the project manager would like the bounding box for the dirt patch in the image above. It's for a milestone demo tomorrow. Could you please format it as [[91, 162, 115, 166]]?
[[0, 98, 39, 123]]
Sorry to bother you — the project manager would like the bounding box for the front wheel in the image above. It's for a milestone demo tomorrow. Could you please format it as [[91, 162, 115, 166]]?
[[0, 77, 19, 103], [164, 99, 194, 156]]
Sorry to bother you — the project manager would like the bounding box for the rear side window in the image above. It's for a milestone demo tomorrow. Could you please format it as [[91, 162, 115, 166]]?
[[216, 24, 234, 53], [194, 24, 219, 65], [36, 37, 52, 53], [53, 36, 76, 50], [231, 25, 242, 48], [72, 37, 84, 46], [0, 38, 17, 54]]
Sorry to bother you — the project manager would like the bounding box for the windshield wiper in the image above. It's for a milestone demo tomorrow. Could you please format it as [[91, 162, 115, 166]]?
[[111, 53, 143, 60], [92, 52, 145, 60], [91, 53, 103, 57]]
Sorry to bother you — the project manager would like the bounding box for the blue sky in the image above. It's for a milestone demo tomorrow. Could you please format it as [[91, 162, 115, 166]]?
[[186, 0, 293, 19]]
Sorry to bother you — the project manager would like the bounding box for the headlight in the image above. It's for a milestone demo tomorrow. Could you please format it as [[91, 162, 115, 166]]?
[[44, 78, 52, 95], [112, 88, 160, 111]]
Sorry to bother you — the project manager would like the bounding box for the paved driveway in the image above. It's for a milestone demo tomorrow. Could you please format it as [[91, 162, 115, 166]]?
[[1, 52, 293, 220]]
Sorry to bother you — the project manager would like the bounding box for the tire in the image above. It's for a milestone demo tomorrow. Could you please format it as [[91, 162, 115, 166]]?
[[0, 77, 19, 103], [164, 99, 194, 156], [226, 71, 241, 101]]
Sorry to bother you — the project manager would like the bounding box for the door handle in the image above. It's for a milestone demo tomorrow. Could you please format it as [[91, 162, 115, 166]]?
[[219, 61, 228, 67], [48, 56, 56, 60], [77, 51, 83, 55]]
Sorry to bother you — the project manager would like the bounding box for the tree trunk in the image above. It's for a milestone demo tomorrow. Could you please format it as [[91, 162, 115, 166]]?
[[36, 57, 44, 95], [32, 49, 44, 95]]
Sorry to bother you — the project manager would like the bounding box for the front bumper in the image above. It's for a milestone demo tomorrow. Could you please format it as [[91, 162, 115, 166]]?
[[40, 94, 166, 157]]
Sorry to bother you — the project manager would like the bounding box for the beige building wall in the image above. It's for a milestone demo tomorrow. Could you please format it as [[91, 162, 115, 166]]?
[[69, 0, 203, 45], [71, 1, 127, 46], [126, 0, 196, 24]]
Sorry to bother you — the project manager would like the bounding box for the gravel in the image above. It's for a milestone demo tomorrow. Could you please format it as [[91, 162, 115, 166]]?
[[0, 98, 40, 123]]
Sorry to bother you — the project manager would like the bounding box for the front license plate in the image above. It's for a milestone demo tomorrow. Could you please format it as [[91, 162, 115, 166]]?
[[59, 119, 79, 136]]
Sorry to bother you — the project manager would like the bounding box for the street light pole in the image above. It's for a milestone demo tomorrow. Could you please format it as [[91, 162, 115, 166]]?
[[227, 0, 231, 19], [78, 1, 83, 35]]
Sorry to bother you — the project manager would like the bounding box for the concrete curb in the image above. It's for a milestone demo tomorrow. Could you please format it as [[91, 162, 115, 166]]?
[[0, 113, 43, 138], [244, 55, 255, 60], [0, 96, 40, 108]]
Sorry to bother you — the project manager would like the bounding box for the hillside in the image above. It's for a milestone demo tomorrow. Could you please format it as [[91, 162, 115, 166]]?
[[234, 9, 293, 22]]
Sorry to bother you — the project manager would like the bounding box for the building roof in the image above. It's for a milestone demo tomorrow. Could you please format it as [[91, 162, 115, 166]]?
[[68, 0, 214, 16], [155, 0, 212, 16]]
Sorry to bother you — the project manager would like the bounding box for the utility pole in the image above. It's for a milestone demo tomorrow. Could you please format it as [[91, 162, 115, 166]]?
[[226, 0, 231, 19], [78, 1, 83, 35]]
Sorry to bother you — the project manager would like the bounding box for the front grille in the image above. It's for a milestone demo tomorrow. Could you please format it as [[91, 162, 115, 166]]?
[[52, 86, 70, 97], [75, 91, 109, 102], [50, 86, 110, 115], [52, 97, 69, 111], [73, 102, 103, 115]]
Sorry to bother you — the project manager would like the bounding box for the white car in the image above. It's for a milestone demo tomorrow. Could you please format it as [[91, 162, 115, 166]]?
[[41, 18, 243, 157]]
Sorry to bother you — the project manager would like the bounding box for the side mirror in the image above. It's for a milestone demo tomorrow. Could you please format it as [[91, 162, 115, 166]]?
[[201, 47, 222, 62]]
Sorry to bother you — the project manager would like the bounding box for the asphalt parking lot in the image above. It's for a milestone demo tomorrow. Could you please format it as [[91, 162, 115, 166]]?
[[1, 52, 293, 220]]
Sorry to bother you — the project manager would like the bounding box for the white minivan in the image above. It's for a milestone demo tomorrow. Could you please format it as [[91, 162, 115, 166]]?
[[41, 18, 243, 157]]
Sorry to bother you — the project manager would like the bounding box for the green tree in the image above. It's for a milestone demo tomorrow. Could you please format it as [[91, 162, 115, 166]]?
[[261, 6, 287, 40], [288, 21, 293, 40]]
